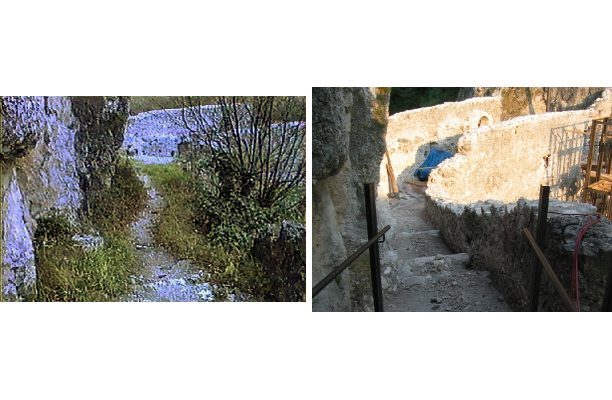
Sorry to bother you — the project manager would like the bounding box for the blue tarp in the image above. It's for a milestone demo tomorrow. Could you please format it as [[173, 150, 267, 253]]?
[[414, 148, 454, 181]]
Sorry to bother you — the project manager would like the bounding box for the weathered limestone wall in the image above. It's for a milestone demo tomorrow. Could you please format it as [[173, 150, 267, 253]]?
[[425, 196, 612, 311], [312, 87, 389, 312], [1, 96, 129, 300], [428, 89, 612, 205], [381, 97, 502, 197], [423, 88, 612, 311]]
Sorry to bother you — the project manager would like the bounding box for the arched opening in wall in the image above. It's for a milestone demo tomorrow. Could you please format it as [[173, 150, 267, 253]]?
[[478, 116, 490, 127]]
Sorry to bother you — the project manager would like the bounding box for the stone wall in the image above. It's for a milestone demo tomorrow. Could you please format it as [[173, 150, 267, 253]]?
[[312, 87, 390, 312], [425, 196, 612, 311], [122, 108, 195, 157], [381, 97, 502, 197], [1, 96, 129, 300], [427, 89, 612, 205], [423, 88, 612, 311]]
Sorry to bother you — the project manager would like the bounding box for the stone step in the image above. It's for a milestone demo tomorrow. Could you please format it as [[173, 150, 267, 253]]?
[[397, 253, 471, 288], [398, 229, 439, 238]]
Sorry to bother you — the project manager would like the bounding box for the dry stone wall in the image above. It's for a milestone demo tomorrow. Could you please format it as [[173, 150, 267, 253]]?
[[457, 87, 606, 118], [425, 196, 612, 311]]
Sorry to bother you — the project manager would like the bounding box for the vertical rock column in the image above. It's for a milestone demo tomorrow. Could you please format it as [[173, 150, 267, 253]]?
[[312, 87, 353, 311], [71, 96, 130, 217], [312, 88, 389, 312]]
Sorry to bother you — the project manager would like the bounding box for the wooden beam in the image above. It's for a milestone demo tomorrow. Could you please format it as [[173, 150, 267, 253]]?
[[601, 173, 612, 182], [524, 228, 577, 312], [385, 148, 399, 194], [583, 122, 598, 203]]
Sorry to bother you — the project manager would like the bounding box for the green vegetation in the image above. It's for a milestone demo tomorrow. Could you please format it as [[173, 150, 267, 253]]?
[[389, 87, 461, 115], [90, 158, 148, 234], [159, 96, 306, 301], [35, 225, 135, 302], [33, 158, 147, 301], [140, 162, 280, 300]]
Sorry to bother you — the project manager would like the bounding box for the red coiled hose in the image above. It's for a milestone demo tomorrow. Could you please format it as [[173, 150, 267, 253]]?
[[571, 213, 603, 312]]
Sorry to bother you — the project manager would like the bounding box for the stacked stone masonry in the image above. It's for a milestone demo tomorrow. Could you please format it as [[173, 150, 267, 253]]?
[[419, 88, 612, 311], [425, 196, 612, 311]]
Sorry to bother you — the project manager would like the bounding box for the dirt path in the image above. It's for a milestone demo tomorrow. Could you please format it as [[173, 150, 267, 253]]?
[[121, 173, 215, 302], [383, 182, 511, 312]]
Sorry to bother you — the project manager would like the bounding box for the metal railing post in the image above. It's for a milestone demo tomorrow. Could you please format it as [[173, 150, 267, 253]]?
[[364, 183, 384, 312], [530, 185, 550, 311]]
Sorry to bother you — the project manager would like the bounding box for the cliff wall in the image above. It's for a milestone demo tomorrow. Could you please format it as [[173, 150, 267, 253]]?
[[312, 87, 390, 312], [1, 96, 129, 300], [457, 87, 606, 120]]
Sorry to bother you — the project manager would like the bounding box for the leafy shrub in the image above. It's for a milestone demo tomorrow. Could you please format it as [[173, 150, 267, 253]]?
[[252, 222, 306, 302]]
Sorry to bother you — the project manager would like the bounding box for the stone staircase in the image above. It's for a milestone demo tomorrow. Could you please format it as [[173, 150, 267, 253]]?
[[381, 182, 511, 312]]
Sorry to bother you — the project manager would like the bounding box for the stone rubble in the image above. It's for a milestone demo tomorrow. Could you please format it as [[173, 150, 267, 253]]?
[[382, 182, 511, 312]]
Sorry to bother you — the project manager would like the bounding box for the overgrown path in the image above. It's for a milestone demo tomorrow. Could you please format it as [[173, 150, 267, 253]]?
[[121, 159, 214, 302]]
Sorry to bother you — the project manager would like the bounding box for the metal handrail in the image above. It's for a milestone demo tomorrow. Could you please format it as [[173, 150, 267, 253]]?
[[312, 225, 390, 298], [313, 183, 389, 311]]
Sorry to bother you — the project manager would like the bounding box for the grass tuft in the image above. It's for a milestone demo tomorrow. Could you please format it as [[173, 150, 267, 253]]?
[[34, 158, 146, 301]]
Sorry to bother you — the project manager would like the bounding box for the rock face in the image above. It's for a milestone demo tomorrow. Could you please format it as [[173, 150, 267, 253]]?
[[312, 88, 353, 181], [312, 87, 390, 312], [457, 87, 606, 120], [1, 96, 129, 300], [71, 96, 130, 215]]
